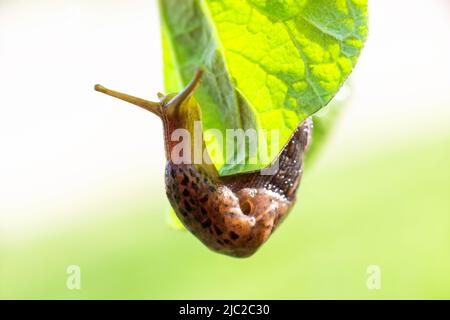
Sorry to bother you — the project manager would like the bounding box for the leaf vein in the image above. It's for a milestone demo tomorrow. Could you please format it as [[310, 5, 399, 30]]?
[[282, 21, 325, 106]]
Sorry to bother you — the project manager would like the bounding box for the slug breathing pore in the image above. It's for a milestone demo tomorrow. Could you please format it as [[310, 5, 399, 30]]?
[[95, 70, 312, 257]]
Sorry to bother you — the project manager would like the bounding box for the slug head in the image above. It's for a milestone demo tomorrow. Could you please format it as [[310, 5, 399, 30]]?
[[95, 70, 206, 163]]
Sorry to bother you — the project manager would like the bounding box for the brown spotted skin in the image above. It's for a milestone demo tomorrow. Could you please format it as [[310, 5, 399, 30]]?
[[165, 117, 312, 257]]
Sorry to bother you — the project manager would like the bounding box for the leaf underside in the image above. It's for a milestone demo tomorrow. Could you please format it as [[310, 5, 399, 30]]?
[[159, 0, 368, 176]]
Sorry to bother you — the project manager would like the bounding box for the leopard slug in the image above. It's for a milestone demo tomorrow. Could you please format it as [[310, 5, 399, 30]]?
[[95, 70, 312, 257]]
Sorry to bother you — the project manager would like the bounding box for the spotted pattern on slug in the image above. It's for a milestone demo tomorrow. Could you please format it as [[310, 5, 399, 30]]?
[[165, 117, 312, 257]]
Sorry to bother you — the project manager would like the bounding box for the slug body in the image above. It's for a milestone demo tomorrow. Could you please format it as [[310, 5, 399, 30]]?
[[95, 70, 312, 257]]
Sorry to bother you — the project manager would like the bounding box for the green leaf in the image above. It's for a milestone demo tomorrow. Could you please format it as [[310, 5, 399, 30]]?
[[159, 0, 368, 176], [166, 204, 187, 231]]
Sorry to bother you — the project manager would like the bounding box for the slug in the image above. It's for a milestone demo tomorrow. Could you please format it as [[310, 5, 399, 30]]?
[[95, 70, 312, 257]]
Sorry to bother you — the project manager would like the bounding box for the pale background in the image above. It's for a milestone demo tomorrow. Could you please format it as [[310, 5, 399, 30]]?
[[1, 0, 449, 299]]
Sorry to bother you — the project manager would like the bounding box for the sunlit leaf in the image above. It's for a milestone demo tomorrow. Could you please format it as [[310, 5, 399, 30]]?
[[160, 0, 368, 175]]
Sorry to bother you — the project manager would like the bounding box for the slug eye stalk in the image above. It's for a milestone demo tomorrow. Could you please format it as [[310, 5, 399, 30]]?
[[94, 84, 162, 117], [94, 69, 204, 117]]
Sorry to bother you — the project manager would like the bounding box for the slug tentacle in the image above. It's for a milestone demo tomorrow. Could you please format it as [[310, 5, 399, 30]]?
[[165, 118, 312, 257], [166, 69, 203, 108], [94, 84, 161, 116], [95, 69, 313, 258]]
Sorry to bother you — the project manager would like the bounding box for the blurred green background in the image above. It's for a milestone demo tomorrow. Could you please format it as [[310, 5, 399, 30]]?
[[1, 133, 450, 299], [1, 0, 449, 299]]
